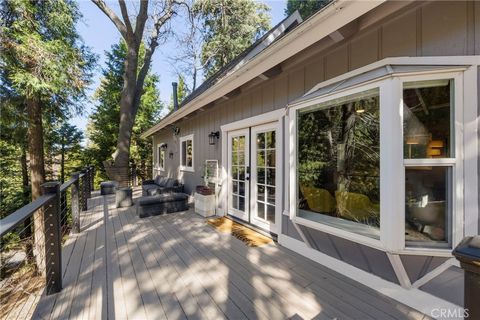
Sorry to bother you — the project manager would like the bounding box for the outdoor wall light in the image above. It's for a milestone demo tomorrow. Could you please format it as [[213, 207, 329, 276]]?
[[208, 131, 220, 145], [169, 152, 174, 159], [172, 126, 180, 136], [160, 143, 168, 150]]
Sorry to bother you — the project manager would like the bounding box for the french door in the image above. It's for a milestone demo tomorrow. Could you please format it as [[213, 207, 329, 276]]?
[[227, 122, 280, 234]]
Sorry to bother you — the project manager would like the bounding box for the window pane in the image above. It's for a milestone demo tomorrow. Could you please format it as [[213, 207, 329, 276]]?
[[266, 150, 275, 167], [403, 79, 453, 159], [405, 166, 451, 247], [257, 168, 265, 184], [239, 196, 245, 211], [257, 133, 265, 149], [181, 141, 186, 166], [257, 151, 265, 167], [297, 88, 380, 238], [233, 181, 238, 194], [232, 195, 238, 209], [266, 131, 275, 148], [267, 186, 275, 205], [257, 202, 265, 219], [257, 185, 265, 202], [266, 168, 275, 186], [239, 182, 245, 196], [267, 205, 275, 222]]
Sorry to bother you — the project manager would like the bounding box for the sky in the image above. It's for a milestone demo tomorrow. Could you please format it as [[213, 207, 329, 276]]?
[[72, 0, 288, 137]]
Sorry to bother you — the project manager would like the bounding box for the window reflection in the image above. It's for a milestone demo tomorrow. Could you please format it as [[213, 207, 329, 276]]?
[[403, 80, 453, 159], [297, 89, 380, 236], [405, 167, 451, 246]]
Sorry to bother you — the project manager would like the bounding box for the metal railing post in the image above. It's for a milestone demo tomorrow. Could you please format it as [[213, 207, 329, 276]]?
[[89, 166, 95, 191], [41, 181, 62, 295], [71, 172, 80, 233], [81, 169, 88, 211], [85, 167, 91, 200]]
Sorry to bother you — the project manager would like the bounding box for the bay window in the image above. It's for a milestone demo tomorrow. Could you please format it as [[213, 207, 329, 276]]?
[[290, 66, 466, 252]]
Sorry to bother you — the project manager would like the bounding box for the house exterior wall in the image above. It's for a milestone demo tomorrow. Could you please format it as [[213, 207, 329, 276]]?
[[151, 1, 479, 309]]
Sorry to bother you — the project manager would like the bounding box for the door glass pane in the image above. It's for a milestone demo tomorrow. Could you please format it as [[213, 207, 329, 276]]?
[[266, 168, 275, 186], [403, 79, 453, 159], [405, 166, 451, 247], [297, 88, 380, 238], [267, 186, 275, 205], [257, 168, 265, 184], [181, 141, 186, 166], [239, 136, 245, 150], [257, 185, 265, 201], [267, 205, 275, 222], [257, 151, 265, 167], [233, 181, 238, 194], [239, 182, 245, 196], [232, 152, 238, 165], [239, 197, 245, 211], [257, 133, 265, 149], [266, 131, 275, 148], [257, 202, 265, 219], [238, 152, 245, 165], [233, 195, 239, 209], [266, 150, 275, 167], [232, 166, 238, 180], [238, 166, 245, 181]]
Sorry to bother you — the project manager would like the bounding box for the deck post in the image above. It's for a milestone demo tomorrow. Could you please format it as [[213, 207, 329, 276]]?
[[71, 172, 80, 233], [81, 169, 88, 211], [41, 181, 62, 295], [89, 166, 95, 191], [453, 236, 480, 319]]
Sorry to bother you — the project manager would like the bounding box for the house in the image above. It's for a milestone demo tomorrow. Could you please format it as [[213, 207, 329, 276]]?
[[142, 0, 479, 315]]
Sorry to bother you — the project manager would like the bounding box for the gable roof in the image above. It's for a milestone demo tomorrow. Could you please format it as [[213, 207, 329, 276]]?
[[142, 0, 386, 138]]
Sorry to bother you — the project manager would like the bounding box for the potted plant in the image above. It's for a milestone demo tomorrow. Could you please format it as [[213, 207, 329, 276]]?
[[194, 163, 216, 217]]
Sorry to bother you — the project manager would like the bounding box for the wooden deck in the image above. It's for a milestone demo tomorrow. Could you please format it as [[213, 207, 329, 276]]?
[[33, 189, 429, 320]]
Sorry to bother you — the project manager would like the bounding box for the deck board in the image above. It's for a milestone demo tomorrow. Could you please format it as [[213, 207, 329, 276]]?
[[33, 188, 429, 320]]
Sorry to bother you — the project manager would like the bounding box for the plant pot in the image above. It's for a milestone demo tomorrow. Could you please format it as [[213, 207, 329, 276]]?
[[196, 185, 214, 196]]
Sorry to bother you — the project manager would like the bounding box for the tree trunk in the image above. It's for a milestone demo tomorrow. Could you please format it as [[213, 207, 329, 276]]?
[[27, 96, 46, 275], [20, 148, 34, 264], [113, 45, 139, 187]]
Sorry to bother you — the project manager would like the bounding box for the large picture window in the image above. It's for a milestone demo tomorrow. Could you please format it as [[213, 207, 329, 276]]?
[[180, 134, 194, 172], [297, 88, 380, 239]]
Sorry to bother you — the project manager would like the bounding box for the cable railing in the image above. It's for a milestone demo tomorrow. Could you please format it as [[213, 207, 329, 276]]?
[[0, 166, 95, 319]]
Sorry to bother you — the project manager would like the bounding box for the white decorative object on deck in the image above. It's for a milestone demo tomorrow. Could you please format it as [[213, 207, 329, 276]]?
[[194, 193, 216, 217]]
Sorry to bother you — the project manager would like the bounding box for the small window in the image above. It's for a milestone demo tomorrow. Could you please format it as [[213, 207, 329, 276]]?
[[296, 88, 380, 239], [180, 134, 194, 172], [403, 79, 454, 248], [156, 144, 165, 171]]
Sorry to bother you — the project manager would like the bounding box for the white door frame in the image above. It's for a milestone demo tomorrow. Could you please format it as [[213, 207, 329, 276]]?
[[227, 128, 250, 221], [250, 122, 281, 234], [220, 109, 285, 230]]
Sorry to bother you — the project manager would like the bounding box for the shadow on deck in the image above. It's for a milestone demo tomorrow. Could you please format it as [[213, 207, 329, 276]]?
[[33, 188, 429, 319]]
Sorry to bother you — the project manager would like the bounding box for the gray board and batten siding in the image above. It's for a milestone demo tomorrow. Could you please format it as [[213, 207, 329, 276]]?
[[151, 1, 480, 307]]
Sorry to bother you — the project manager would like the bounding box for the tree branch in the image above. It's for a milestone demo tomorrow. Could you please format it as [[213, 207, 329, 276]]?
[[91, 0, 128, 39], [134, 0, 149, 45], [118, 0, 134, 36]]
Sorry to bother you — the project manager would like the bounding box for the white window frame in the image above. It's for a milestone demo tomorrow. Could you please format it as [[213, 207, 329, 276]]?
[[156, 144, 165, 172], [179, 134, 194, 172], [289, 68, 469, 256]]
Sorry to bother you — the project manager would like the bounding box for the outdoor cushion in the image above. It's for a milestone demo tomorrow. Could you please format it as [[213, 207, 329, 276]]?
[[164, 178, 175, 188], [154, 176, 164, 186], [100, 181, 119, 195], [137, 193, 189, 218]]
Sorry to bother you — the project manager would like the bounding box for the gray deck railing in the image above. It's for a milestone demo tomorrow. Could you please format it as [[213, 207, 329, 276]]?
[[0, 166, 95, 316]]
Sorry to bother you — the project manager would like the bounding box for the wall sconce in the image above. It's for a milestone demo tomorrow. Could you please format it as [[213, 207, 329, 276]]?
[[208, 131, 220, 145], [160, 143, 168, 150], [172, 126, 180, 136], [169, 152, 174, 159]]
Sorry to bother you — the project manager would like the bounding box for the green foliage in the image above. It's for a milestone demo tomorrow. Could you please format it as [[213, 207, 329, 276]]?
[[285, 0, 331, 19], [1, 0, 95, 112], [87, 41, 163, 180], [194, 0, 271, 78]]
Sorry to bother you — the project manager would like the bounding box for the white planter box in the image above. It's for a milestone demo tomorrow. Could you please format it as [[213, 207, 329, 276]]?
[[194, 193, 216, 217]]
